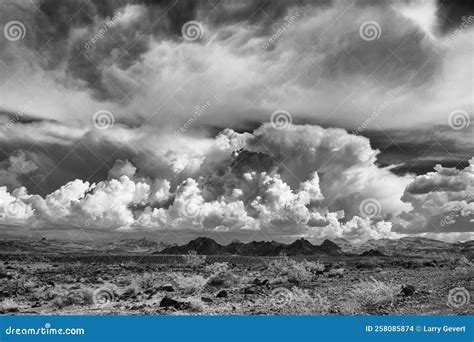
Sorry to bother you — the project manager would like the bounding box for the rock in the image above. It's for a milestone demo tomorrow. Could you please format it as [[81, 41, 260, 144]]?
[[400, 285, 416, 297], [253, 278, 269, 286], [243, 286, 258, 294], [216, 290, 228, 298], [288, 278, 300, 285], [201, 297, 213, 303], [160, 297, 179, 308], [159, 284, 175, 292]]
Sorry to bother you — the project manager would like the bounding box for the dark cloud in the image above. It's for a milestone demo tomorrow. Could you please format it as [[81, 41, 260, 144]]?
[[437, 0, 474, 33]]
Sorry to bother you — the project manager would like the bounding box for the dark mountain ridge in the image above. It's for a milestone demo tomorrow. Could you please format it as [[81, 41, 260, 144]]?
[[157, 237, 342, 256]]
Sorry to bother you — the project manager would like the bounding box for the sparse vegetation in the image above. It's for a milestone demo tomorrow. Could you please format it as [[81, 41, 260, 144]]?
[[1, 249, 471, 315], [171, 273, 207, 294], [349, 277, 397, 308], [183, 251, 207, 268], [205, 262, 230, 275], [267, 256, 324, 282]]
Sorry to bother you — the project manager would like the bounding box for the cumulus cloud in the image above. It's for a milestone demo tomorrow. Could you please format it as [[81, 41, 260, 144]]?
[[0, 151, 39, 190], [0, 124, 421, 242], [0, 0, 472, 243], [393, 158, 474, 235]]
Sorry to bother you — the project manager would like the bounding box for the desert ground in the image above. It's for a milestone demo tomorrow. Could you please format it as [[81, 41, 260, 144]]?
[[0, 238, 472, 316]]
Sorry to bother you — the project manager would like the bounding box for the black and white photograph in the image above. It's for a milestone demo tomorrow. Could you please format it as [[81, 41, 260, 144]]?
[[0, 0, 473, 318]]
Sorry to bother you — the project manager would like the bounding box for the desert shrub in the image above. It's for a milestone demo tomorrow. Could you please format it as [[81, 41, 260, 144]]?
[[349, 277, 397, 308], [171, 272, 207, 294], [207, 271, 240, 288], [291, 287, 330, 314], [456, 255, 472, 267], [10, 275, 37, 295], [267, 257, 316, 282], [132, 272, 156, 290], [183, 251, 207, 268], [304, 260, 325, 273], [0, 298, 19, 311], [205, 262, 229, 275]]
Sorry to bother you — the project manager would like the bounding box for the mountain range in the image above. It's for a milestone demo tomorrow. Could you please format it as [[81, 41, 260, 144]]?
[[0, 236, 471, 258]]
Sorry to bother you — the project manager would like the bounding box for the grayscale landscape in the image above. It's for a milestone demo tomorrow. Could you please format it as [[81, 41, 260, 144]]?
[[0, 0, 472, 317]]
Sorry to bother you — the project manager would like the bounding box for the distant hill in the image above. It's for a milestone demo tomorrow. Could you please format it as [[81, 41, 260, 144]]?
[[335, 237, 473, 258], [157, 237, 341, 256]]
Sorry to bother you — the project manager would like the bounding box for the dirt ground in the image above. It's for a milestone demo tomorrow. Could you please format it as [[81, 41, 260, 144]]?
[[0, 253, 472, 316]]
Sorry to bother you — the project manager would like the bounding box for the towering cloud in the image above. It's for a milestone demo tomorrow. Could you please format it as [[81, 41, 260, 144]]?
[[0, 0, 472, 241]]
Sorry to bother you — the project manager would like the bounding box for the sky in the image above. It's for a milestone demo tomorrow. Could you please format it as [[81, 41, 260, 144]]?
[[0, 0, 472, 244]]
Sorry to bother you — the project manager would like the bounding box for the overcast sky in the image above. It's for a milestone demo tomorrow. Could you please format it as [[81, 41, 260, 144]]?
[[0, 0, 472, 243]]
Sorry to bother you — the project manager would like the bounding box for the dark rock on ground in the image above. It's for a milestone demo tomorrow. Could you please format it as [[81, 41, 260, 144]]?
[[400, 285, 416, 297], [216, 290, 228, 298], [160, 297, 179, 308], [159, 284, 175, 292]]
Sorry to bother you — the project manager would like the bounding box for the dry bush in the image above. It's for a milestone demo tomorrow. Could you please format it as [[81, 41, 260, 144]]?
[[10, 275, 37, 295], [171, 272, 207, 294], [349, 277, 397, 308], [205, 262, 229, 275], [183, 251, 207, 268], [290, 287, 330, 314], [267, 257, 320, 282], [0, 298, 19, 311], [304, 260, 325, 273], [133, 272, 157, 290]]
